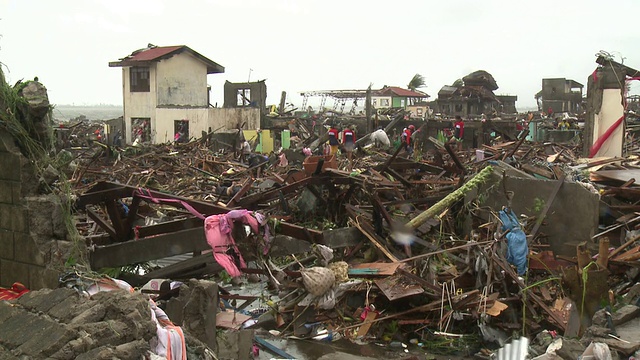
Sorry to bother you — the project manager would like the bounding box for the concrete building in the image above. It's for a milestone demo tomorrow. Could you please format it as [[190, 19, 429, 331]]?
[[535, 78, 584, 114], [109, 44, 260, 144], [496, 95, 518, 114], [430, 71, 515, 117]]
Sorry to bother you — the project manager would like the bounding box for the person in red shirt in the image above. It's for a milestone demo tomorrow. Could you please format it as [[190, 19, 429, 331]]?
[[453, 116, 464, 151], [401, 125, 415, 155], [327, 124, 340, 156], [342, 125, 356, 171]]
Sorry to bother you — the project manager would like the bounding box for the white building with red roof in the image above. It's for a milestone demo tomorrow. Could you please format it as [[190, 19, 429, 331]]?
[[110, 44, 259, 144]]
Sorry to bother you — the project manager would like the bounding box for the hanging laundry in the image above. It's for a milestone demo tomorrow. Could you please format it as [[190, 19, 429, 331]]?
[[204, 210, 260, 277]]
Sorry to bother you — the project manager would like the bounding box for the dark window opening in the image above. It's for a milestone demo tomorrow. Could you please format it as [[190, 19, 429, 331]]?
[[131, 118, 151, 143], [174, 120, 189, 143], [455, 104, 463, 112], [130, 67, 150, 92]]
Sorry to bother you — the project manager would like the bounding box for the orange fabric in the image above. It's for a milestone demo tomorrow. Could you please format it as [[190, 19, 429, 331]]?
[[0, 282, 29, 300]]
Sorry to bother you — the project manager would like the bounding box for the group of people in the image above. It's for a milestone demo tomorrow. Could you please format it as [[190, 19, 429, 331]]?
[[326, 123, 357, 171]]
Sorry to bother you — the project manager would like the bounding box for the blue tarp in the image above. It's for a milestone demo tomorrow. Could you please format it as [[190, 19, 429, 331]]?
[[499, 208, 528, 275]]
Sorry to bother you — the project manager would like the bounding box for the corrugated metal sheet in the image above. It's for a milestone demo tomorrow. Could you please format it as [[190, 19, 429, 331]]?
[[128, 45, 184, 61], [153, 253, 192, 268], [496, 336, 529, 360]]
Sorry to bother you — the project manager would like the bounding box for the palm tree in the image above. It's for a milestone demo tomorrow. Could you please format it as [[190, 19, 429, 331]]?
[[407, 74, 426, 91]]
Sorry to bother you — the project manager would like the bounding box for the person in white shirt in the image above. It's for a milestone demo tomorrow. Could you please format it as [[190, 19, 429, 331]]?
[[371, 128, 390, 149]]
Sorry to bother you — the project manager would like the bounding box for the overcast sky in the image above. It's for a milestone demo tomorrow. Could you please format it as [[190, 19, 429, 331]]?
[[2, 0, 639, 109]]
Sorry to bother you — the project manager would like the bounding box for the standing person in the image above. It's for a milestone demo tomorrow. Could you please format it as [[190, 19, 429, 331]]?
[[113, 130, 122, 147], [327, 123, 340, 156], [400, 125, 416, 155], [453, 116, 465, 151], [342, 125, 356, 171], [547, 107, 554, 119], [241, 140, 252, 163], [401, 125, 415, 155]]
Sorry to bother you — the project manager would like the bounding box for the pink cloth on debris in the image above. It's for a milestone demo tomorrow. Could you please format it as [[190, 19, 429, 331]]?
[[205, 210, 258, 277]]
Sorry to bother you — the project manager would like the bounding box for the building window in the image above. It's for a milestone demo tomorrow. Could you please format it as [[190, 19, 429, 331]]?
[[380, 99, 390, 107], [131, 118, 151, 143], [130, 67, 150, 92], [174, 120, 189, 143], [237, 89, 251, 106]]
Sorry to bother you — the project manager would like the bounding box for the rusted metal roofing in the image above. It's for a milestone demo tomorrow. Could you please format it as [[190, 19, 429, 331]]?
[[109, 45, 224, 74], [128, 45, 184, 61]]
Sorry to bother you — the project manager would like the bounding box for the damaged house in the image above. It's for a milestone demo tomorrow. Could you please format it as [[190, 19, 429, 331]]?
[[431, 70, 517, 117], [109, 44, 260, 144], [535, 78, 584, 114]]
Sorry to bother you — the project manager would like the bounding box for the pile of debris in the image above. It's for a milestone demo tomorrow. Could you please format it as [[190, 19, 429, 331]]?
[[34, 118, 638, 359]]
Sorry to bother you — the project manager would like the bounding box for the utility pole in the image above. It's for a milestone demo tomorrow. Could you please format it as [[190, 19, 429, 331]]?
[[365, 84, 372, 134]]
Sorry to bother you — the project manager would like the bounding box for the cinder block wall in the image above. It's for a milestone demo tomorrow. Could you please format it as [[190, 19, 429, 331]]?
[[0, 132, 61, 289]]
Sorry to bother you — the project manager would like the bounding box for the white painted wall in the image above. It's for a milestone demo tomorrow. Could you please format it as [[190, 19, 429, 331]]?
[[592, 89, 624, 157], [156, 53, 208, 107], [154, 108, 209, 143], [372, 96, 392, 109], [153, 107, 260, 143], [208, 108, 260, 131], [123, 66, 157, 144]]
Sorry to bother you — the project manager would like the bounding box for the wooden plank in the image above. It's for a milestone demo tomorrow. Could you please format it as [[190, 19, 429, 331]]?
[[375, 274, 424, 301], [226, 178, 254, 208], [86, 207, 117, 240], [105, 199, 128, 242], [90, 227, 209, 269], [350, 262, 401, 276], [236, 177, 314, 208], [356, 311, 377, 338], [142, 253, 220, 279], [521, 163, 555, 179], [136, 217, 203, 238]]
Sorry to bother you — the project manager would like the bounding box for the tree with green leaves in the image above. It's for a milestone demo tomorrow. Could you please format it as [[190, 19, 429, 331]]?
[[407, 73, 426, 91]]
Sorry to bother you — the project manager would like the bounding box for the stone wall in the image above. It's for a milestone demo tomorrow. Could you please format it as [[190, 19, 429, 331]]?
[[0, 131, 64, 289]]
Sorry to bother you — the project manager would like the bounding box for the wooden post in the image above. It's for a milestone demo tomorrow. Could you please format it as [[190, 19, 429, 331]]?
[[365, 85, 372, 134], [597, 237, 609, 269], [279, 91, 287, 115]]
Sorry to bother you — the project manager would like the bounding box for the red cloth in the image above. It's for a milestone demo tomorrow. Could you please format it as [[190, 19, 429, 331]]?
[[327, 128, 340, 145], [342, 129, 356, 143], [402, 129, 412, 145], [0, 282, 29, 300], [454, 120, 465, 139]]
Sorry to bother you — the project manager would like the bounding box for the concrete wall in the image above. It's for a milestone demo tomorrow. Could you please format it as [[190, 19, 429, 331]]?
[[208, 107, 260, 131], [156, 53, 208, 107], [0, 132, 62, 290], [470, 169, 600, 257], [592, 89, 624, 157], [123, 66, 157, 144], [223, 80, 267, 112], [153, 107, 260, 143], [155, 108, 209, 143]]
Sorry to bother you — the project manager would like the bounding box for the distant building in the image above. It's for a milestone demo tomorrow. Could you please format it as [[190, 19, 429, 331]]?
[[372, 86, 429, 110], [535, 78, 584, 114], [109, 44, 259, 144], [496, 95, 518, 114], [430, 70, 516, 117]]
